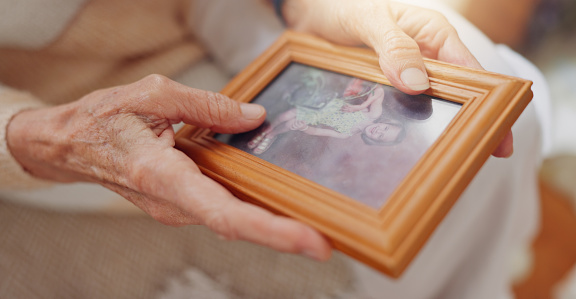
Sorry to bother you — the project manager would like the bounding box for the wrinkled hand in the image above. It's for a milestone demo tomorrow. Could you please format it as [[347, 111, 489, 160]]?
[[283, 0, 513, 158], [6, 75, 331, 261]]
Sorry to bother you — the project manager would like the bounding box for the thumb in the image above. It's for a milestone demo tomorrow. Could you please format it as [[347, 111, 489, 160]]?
[[370, 26, 430, 95], [137, 75, 266, 134], [179, 88, 266, 134], [326, 2, 431, 95]]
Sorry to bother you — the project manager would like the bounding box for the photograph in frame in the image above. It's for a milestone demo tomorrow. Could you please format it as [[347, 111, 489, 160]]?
[[216, 63, 462, 209]]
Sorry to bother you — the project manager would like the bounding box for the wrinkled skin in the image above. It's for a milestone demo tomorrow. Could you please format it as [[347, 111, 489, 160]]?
[[6, 0, 512, 262], [7, 75, 330, 260]]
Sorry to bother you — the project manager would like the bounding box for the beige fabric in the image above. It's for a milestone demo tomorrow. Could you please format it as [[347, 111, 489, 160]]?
[[0, 200, 353, 299], [0, 0, 87, 49], [0, 0, 205, 105], [0, 0, 206, 189]]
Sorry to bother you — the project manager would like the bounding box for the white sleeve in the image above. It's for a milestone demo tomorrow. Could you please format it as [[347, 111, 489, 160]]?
[[188, 0, 284, 76], [0, 85, 53, 190]]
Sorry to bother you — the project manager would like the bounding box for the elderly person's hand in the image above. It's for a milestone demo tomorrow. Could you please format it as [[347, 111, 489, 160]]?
[[282, 0, 513, 158], [6, 75, 332, 261]]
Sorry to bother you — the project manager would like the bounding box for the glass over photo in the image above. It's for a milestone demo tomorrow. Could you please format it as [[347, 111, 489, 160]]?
[[216, 63, 461, 209]]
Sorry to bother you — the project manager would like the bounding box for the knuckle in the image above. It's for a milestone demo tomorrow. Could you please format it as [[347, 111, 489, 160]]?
[[193, 90, 237, 128], [419, 11, 458, 44], [437, 24, 458, 41], [382, 30, 419, 55], [139, 74, 172, 99], [425, 24, 459, 56], [434, 13, 453, 30], [429, 13, 457, 36], [142, 74, 171, 87], [427, 9, 447, 22]]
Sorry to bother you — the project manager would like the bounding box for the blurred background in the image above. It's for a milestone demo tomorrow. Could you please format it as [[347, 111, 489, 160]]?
[[447, 0, 576, 297], [0, 1, 574, 298]]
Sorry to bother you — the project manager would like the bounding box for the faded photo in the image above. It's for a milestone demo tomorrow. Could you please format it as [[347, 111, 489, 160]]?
[[216, 63, 461, 209]]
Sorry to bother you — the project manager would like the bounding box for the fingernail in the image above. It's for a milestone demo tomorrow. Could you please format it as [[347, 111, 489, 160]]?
[[401, 68, 430, 91], [240, 103, 265, 120]]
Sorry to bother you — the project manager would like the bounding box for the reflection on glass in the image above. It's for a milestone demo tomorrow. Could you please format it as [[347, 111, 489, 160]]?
[[216, 63, 461, 209]]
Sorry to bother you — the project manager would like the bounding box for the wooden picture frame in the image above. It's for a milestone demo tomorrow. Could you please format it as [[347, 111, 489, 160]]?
[[174, 31, 533, 277]]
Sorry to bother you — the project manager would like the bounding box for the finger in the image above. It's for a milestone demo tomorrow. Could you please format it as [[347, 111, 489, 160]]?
[[204, 198, 332, 261], [133, 75, 266, 134], [491, 130, 514, 158], [186, 175, 332, 260], [134, 148, 332, 260], [436, 33, 483, 69], [391, 6, 513, 158], [179, 89, 267, 134], [329, 2, 430, 94], [374, 28, 430, 94], [397, 5, 483, 70]]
